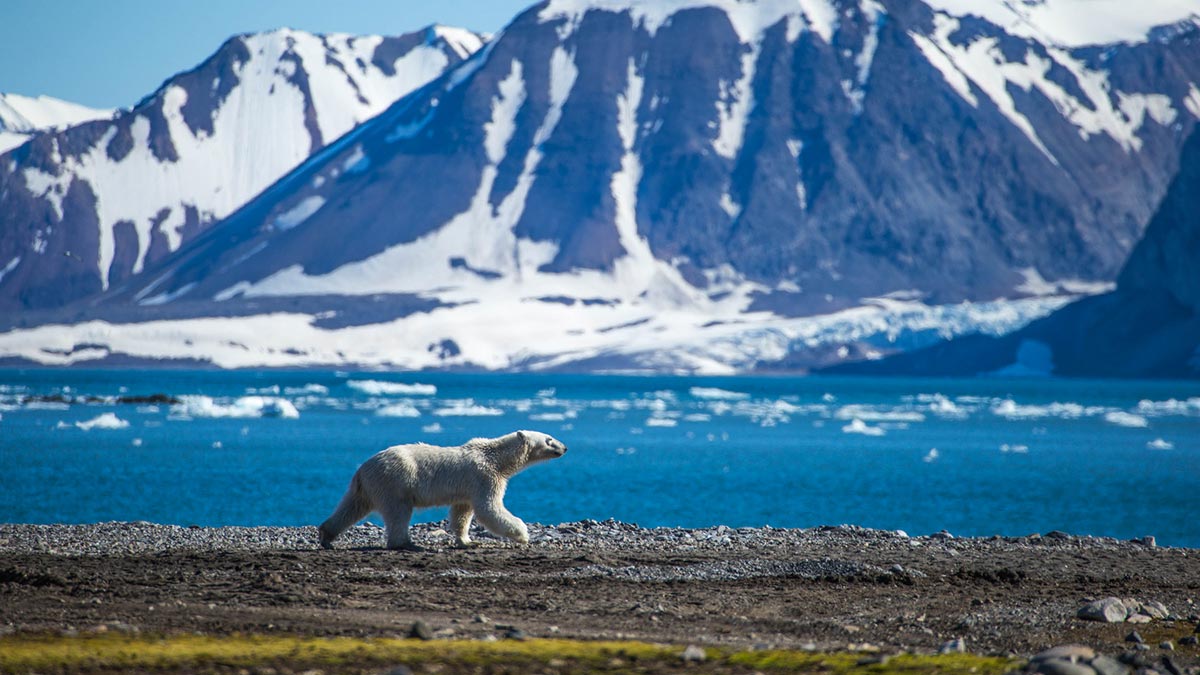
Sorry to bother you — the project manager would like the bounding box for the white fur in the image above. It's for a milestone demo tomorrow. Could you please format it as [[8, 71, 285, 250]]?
[[318, 430, 566, 550]]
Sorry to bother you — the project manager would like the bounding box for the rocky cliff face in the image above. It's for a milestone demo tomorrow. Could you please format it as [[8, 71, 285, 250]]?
[[0, 26, 481, 312], [831, 129, 1200, 379], [1118, 130, 1200, 315]]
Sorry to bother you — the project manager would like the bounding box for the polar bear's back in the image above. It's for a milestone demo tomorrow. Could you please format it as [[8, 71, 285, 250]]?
[[357, 442, 484, 507]]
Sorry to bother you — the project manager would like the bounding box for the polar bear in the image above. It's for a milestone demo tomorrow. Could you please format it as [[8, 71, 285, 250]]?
[[318, 430, 567, 550]]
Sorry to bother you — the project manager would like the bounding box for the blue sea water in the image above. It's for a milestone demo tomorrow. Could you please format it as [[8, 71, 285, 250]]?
[[1, 369, 1198, 546]]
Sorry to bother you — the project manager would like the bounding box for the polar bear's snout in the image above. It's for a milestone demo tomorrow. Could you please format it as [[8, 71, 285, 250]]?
[[531, 432, 567, 460]]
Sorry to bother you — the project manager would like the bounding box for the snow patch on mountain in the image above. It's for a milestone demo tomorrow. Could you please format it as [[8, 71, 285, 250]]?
[[910, 12, 1182, 163], [0, 93, 114, 154], [922, 0, 1200, 48]]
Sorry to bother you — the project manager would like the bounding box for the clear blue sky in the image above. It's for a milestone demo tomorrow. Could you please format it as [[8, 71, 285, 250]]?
[[0, 0, 534, 110]]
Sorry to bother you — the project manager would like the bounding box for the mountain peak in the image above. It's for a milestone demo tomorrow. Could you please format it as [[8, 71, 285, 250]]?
[[0, 92, 113, 154]]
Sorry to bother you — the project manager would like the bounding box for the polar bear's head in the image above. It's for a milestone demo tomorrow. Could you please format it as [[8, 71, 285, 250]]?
[[517, 430, 568, 464]]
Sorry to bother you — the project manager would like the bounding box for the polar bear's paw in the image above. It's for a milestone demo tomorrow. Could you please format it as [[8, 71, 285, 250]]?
[[387, 541, 427, 552]]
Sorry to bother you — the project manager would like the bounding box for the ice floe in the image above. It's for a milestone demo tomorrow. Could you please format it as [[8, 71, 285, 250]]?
[[842, 418, 885, 436], [347, 380, 437, 396], [171, 395, 300, 419], [432, 400, 503, 417], [1104, 411, 1149, 428], [376, 402, 422, 417], [75, 413, 129, 430], [689, 386, 750, 400]]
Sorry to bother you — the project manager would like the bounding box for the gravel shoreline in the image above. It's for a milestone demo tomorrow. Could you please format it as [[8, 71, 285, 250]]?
[[2, 521, 1199, 673], [0, 520, 1177, 556]]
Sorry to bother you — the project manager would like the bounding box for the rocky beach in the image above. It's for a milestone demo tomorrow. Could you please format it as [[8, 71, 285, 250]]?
[[1, 521, 1198, 673]]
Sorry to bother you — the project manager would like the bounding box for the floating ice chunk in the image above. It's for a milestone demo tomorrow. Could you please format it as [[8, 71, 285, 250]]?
[[990, 399, 1099, 420], [1000, 443, 1029, 453], [683, 413, 712, 422], [1104, 411, 1148, 428], [842, 418, 884, 436], [1146, 438, 1174, 450], [422, 422, 443, 433], [377, 402, 421, 417], [172, 395, 299, 419], [924, 394, 967, 417], [689, 387, 751, 400], [348, 380, 437, 396], [433, 400, 503, 417], [646, 417, 678, 427], [923, 448, 940, 462], [835, 405, 925, 422], [75, 413, 129, 430], [1135, 398, 1200, 416], [284, 384, 329, 395]]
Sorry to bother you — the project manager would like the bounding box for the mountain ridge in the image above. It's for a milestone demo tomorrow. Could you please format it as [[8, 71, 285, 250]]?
[[0, 24, 483, 312], [2, 0, 1200, 374]]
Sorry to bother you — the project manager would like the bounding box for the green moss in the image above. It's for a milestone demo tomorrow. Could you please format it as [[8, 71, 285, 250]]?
[[0, 633, 1021, 675], [727, 649, 1018, 675]]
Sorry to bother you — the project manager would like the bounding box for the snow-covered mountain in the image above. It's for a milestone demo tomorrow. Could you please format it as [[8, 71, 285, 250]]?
[[0, 25, 483, 311], [2, 0, 1200, 373], [0, 93, 114, 155]]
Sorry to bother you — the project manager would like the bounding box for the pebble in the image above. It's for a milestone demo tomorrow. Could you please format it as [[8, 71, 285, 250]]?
[[681, 645, 706, 662], [1036, 658, 1098, 675], [1080, 598, 1129, 623], [938, 638, 966, 654], [1034, 645, 1096, 662], [408, 620, 432, 641], [1025, 645, 1134, 675], [1127, 631, 1144, 644]]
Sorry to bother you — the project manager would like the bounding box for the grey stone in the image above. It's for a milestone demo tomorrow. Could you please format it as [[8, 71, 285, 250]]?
[[938, 638, 966, 654], [1177, 636, 1198, 646], [1158, 642, 1172, 651], [1080, 598, 1129, 623], [681, 645, 706, 662], [408, 620, 432, 641], [1091, 655, 1131, 675], [1127, 631, 1145, 644], [1034, 646, 1097, 662], [1141, 602, 1169, 620], [1035, 658, 1099, 675]]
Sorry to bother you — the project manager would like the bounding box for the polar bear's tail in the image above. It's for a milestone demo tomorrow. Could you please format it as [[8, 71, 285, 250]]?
[[318, 473, 373, 549]]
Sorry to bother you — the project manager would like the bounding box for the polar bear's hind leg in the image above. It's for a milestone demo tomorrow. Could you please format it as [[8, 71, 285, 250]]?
[[380, 502, 420, 551], [318, 474, 373, 549]]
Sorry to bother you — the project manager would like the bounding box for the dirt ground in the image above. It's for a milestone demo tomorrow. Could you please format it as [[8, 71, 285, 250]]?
[[2, 523, 1199, 668]]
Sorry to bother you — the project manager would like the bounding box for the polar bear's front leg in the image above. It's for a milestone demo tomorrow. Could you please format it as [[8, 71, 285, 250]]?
[[450, 503, 475, 547], [472, 492, 529, 544]]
